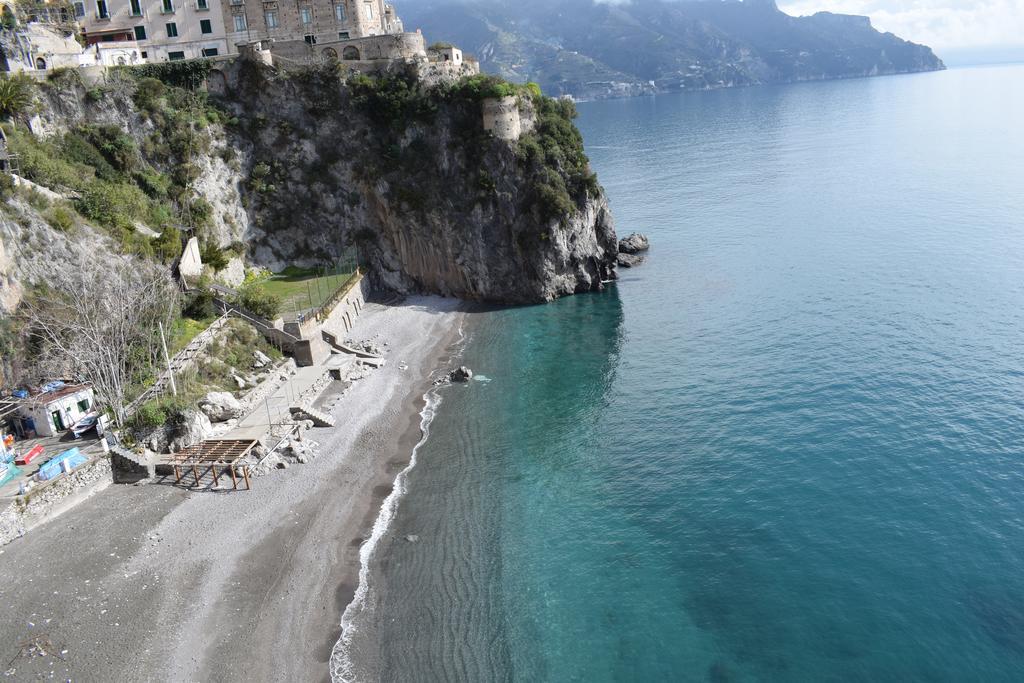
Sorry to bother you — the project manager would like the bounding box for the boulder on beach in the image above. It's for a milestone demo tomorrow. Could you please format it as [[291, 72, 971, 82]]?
[[167, 408, 213, 453], [199, 391, 244, 423], [619, 232, 650, 254]]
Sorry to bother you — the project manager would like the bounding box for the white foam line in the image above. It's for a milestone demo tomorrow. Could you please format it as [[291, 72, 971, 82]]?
[[330, 316, 469, 682]]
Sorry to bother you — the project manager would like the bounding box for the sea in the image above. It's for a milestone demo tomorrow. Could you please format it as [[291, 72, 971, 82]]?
[[334, 63, 1024, 681]]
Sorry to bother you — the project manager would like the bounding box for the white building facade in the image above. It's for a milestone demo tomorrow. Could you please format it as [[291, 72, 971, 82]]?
[[20, 385, 95, 438], [78, 0, 229, 62]]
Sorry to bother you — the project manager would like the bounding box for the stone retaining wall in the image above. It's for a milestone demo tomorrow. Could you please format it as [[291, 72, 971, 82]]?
[[0, 455, 112, 546]]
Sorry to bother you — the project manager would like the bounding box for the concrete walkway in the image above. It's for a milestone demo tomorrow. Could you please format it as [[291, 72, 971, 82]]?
[[228, 354, 354, 441]]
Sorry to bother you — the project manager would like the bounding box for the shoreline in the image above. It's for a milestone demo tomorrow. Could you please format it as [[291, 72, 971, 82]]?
[[0, 296, 467, 682]]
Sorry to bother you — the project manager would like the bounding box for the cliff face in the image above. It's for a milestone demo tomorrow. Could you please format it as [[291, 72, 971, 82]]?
[[209, 60, 617, 303], [5, 61, 617, 306], [400, 0, 946, 100]]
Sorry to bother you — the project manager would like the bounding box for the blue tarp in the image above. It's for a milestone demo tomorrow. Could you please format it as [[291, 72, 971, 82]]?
[[37, 447, 87, 481]]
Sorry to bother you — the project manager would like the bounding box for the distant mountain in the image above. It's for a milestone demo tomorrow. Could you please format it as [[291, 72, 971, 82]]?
[[400, 0, 945, 100]]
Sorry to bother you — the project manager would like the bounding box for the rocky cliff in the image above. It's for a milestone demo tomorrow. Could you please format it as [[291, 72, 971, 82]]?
[[400, 0, 946, 100], [1, 60, 616, 306], [209, 60, 617, 303]]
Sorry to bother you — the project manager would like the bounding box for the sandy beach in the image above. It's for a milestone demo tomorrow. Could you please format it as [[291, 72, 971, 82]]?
[[0, 296, 466, 682]]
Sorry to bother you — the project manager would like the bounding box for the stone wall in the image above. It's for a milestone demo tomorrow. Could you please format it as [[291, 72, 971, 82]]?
[[0, 455, 112, 547], [272, 31, 426, 64], [320, 271, 370, 341], [483, 96, 523, 141]]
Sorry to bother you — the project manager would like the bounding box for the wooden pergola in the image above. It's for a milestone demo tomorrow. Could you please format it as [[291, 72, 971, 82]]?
[[168, 439, 258, 491]]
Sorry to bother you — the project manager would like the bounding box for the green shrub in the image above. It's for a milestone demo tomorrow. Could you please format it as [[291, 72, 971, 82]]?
[[131, 400, 167, 429], [75, 181, 148, 229], [45, 204, 75, 233], [151, 224, 182, 262], [133, 77, 167, 111], [61, 130, 119, 181], [0, 172, 13, 200], [128, 59, 213, 89], [79, 124, 139, 175], [447, 74, 518, 102], [134, 169, 171, 199], [200, 241, 229, 271], [347, 72, 438, 129], [237, 283, 281, 320], [183, 288, 216, 320], [0, 74, 34, 120]]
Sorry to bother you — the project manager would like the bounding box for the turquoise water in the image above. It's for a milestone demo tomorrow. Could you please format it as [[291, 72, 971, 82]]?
[[355, 65, 1024, 680]]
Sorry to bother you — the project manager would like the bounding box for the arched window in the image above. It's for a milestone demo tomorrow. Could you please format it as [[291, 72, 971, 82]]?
[[322, 47, 338, 62], [35, 57, 46, 70], [342, 45, 359, 61]]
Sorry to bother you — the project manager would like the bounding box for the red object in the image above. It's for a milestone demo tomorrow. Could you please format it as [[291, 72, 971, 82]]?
[[15, 445, 44, 466]]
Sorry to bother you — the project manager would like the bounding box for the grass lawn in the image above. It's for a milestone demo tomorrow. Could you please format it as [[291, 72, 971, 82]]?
[[259, 266, 356, 318]]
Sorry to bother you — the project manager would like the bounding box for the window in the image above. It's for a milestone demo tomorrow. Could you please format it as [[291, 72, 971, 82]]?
[[303, 33, 316, 44], [229, 0, 242, 5], [134, 25, 146, 39], [201, 47, 218, 56], [264, 10, 278, 28], [141, 50, 148, 57], [299, 6, 311, 24], [233, 14, 246, 30], [363, 2, 373, 20], [162, 0, 174, 12], [200, 18, 211, 33], [96, 0, 108, 19], [338, 30, 349, 39], [129, 0, 141, 16], [196, 0, 208, 8], [168, 50, 185, 60], [77, 398, 90, 413], [73, 1, 85, 18], [334, 2, 344, 22], [165, 21, 177, 37]]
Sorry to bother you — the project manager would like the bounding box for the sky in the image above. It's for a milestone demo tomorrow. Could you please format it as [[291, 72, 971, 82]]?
[[777, 1, 1024, 51]]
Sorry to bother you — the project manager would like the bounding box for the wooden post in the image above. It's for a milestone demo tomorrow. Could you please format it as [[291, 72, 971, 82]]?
[[229, 465, 238, 490], [241, 466, 251, 491], [192, 464, 200, 488], [212, 464, 220, 488]]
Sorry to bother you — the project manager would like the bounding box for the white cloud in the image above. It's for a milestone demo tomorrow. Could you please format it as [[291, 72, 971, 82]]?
[[778, 0, 1024, 49]]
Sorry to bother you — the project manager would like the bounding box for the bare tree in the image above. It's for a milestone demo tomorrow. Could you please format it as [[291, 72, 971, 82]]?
[[20, 253, 179, 427]]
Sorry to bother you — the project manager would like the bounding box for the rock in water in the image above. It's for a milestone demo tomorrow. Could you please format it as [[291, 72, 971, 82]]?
[[619, 232, 650, 254], [617, 253, 645, 268], [450, 366, 474, 383], [198, 391, 244, 422]]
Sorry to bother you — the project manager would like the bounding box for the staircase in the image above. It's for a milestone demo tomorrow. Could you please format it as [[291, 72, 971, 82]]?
[[124, 314, 230, 417], [109, 444, 156, 479], [290, 405, 335, 428]]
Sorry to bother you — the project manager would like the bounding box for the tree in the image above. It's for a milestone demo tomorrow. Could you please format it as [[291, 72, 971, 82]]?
[[0, 74, 33, 120], [20, 253, 179, 427]]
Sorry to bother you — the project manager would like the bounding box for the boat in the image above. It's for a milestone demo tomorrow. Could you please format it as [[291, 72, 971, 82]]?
[[70, 412, 98, 438]]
